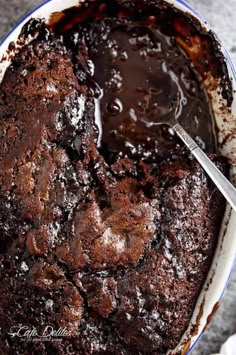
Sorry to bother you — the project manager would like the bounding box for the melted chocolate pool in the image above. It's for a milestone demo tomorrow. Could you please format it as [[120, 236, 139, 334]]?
[[90, 20, 215, 156], [48, 0, 224, 161]]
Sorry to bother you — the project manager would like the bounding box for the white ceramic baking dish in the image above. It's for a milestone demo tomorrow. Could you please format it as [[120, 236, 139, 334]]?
[[0, 0, 236, 353]]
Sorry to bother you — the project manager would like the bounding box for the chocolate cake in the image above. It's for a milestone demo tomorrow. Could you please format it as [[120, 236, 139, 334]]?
[[0, 0, 230, 354]]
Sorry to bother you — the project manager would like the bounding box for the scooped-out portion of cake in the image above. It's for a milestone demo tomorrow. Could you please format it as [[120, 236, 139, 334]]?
[[0, 0, 230, 354]]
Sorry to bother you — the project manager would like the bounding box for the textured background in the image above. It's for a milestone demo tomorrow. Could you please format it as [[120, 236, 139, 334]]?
[[0, 1, 236, 354]]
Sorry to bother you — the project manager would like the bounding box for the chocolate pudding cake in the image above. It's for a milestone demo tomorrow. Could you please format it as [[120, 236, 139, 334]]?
[[0, 0, 231, 354]]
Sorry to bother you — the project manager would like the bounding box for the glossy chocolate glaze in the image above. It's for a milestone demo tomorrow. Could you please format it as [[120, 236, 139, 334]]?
[[48, 0, 229, 161], [90, 19, 215, 157]]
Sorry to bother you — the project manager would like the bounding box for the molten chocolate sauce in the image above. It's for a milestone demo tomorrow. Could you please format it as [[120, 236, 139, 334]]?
[[90, 20, 214, 157], [47, 0, 232, 160]]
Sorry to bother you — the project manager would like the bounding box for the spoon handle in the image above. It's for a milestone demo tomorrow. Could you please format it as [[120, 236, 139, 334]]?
[[173, 123, 236, 211]]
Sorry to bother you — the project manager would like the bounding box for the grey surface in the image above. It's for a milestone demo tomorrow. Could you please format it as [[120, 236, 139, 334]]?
[[0, 1, 236, 354]]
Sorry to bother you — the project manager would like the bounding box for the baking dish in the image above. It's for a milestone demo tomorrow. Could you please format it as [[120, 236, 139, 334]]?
[[0, 1, 236, 353]]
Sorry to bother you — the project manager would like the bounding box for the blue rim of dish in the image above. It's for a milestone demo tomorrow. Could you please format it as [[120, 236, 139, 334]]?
[[0, 0, 236, 354], [0, 0, 52, 47]]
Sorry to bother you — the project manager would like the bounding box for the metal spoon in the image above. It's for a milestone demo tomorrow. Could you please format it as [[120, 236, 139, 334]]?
[[140, 62, 236, 211], [171, 122, 236, 211]]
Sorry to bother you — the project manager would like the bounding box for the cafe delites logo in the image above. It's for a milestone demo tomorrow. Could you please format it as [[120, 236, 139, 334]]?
[[8, 324, 73, 342]]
